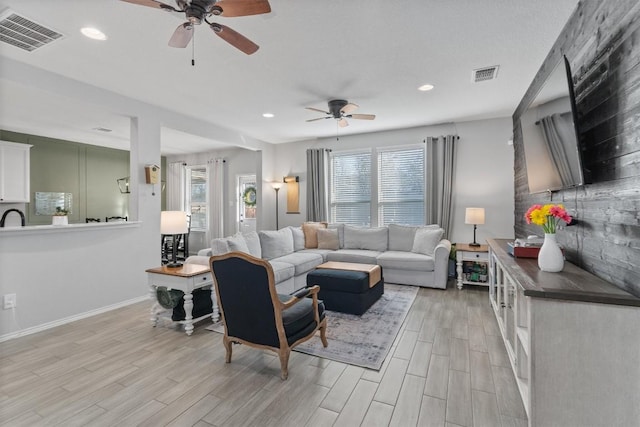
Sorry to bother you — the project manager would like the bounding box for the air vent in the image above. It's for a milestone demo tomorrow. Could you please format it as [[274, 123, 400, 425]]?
[[472, 65, 499, 83], [0, 9, 64, 52]]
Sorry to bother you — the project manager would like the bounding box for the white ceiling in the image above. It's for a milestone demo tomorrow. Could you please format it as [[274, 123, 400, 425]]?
[[0, 0, 579, 155]]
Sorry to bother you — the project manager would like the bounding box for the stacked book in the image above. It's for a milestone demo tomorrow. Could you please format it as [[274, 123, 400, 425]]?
[[507, 236, 544, 258]]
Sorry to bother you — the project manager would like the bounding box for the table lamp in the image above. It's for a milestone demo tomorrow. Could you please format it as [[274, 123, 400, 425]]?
[[465, 207, 485, 247], [161, 211, 188, 268]]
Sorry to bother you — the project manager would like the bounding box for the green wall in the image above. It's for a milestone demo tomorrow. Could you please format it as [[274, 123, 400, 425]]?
[[0, 130, 166, 225]]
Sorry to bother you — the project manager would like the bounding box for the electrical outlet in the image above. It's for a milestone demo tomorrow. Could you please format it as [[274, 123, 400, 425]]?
[[3, 293, 16, 309]]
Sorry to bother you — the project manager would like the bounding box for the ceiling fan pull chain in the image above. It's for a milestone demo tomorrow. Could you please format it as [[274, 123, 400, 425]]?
[[191, 30, 195, 66]]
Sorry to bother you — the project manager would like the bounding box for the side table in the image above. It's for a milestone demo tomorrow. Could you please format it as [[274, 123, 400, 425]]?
[[456, 243, 489, 290], [146, 264, 219, 335]]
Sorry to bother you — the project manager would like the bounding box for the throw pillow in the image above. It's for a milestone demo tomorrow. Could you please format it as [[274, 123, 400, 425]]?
[[289, 226, 305, 251], [210, 237, 230, 255], [259, 228, 294, 260], [328, 223, 344, 248], [388, 224, 418, 251], [302, 222, 327, 249], [411, 227, 444, 256], [241, 231, 262, 258], [317, 228, 339, 250], [227, 235, 250, 254]]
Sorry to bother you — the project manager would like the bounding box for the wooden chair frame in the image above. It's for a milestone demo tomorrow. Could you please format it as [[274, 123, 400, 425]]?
[[210, 251, 328, 380]]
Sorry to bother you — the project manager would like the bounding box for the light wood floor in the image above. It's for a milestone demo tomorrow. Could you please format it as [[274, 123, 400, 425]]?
[[0, 280, 527, 427]]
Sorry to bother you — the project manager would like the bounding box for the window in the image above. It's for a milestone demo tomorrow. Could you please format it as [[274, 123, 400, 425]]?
[[329, 145, 425, 226], [330, 150, 371, 226], [377, 146, 425, 226], [185, 166, 207, 231]]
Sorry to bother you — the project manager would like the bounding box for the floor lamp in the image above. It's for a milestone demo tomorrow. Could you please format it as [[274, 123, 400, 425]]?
[[161, 211, 188, 268], [465, 207, 485, 247], [272, 182, 282, 230]]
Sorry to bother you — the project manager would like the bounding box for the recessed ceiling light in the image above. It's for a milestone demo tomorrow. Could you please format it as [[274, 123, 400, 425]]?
[[418, 84, 435, 92], [81, 27, 107, 41], [262, 113, 275, 118]]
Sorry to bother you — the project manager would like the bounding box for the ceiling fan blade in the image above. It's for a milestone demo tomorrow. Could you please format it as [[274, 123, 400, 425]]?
[[305, 107, 330, 114], [338, 118, 349, 128], [120, 0, 179, 11], [168, 23, 193, 48], [213, 0, 271, 17], [340, 103, 359, 115], [306, 117, 330, 122], [349, 114, 376, 120], [210, 23, 259, 55]]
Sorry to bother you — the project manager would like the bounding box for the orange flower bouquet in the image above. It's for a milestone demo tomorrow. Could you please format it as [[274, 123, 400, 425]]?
[[524, 204, 572, 234]]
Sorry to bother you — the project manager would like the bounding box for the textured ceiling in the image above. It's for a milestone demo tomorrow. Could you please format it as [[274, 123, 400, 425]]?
[[0, 0, 579, 154]]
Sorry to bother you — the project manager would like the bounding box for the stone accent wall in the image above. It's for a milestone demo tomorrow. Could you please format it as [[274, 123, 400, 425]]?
[[513, 1, 640, 296]]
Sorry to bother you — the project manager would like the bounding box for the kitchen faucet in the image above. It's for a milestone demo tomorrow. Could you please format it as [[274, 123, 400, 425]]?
[[0, 209, 26, 227]]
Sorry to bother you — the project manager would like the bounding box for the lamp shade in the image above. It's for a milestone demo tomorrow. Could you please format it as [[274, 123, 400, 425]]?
[[465, 207, 485, 225], [271, 182, 283, 190], [161, 211, 188, 235]]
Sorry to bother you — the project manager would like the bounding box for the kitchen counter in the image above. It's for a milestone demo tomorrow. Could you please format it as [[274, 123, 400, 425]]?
[[0, 221, 141, 235]]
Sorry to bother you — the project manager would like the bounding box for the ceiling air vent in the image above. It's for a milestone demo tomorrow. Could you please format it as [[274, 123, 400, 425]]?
[[0, 9, 64, 52], [472, 65, 499, 83]]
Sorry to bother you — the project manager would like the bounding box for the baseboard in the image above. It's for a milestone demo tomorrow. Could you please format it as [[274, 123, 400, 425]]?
[[0, 295, 149, 343]]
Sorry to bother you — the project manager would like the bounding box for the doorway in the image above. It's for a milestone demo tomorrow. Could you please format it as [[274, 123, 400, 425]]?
[[238, 174, 257, 233]]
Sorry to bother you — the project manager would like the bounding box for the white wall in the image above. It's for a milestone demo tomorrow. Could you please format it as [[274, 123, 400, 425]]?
[[272, 117, 515, 244]]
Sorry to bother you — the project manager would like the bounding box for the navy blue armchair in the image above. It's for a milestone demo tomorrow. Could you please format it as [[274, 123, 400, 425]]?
[[209, 251, 328, 379]]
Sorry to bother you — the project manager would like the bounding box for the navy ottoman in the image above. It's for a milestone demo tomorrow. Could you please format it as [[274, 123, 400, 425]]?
[[306, 262, 384, 315]]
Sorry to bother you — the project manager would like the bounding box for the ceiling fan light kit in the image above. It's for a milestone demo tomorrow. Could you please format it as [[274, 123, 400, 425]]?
[[306, 99, 376, 128], [121, 0, 270, 55]]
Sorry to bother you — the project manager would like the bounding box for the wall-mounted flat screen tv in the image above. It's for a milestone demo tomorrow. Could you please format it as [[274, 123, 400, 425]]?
[[520, 56, 585, 194]]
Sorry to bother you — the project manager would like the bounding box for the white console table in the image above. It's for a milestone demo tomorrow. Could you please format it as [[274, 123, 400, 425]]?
[[146, 264, 219, 336], [487, 239, 640, 426]]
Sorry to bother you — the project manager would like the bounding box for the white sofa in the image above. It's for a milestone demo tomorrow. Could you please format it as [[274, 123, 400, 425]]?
[[187, 223, 451, 293]]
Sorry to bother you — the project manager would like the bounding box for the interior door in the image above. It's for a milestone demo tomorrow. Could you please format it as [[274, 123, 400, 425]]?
[[238, 174, 257, 233]]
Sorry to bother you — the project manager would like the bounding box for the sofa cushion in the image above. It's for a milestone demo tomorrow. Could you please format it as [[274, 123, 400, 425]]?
[[328, 223, 345, 248], [289, 226, 305, 251], [302, 222, 327, 248], [241, 231, 262, 258], [268, 260, 295, 283], [326, 249, 381, 265], [298, 248, 333, 262], [227, 234, 250, 254], [259, 228, 294, 260], [388, 224, 418, 251], [343, 225, 388, 251], [377, 251, 435, 271], [317, 228, 340, 250], [273, 252, 323, 276], [412, 227, 444, 256], [210, 237, 230, 255]]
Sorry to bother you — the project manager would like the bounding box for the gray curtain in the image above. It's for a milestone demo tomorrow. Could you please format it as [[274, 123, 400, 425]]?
[[206, 158, 225, 243], [166, 161, 186, 211], [306, 148, 329, 221], [425, 135, 457, 239]]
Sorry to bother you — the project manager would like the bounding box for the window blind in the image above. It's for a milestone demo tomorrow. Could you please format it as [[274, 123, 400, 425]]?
[[330, 151, 371, 226], [377, 146, 425, 226]]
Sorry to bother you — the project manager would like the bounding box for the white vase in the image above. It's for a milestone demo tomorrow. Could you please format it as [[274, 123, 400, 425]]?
[[538, 233, 564, 272], [52, 216, 68, 226]]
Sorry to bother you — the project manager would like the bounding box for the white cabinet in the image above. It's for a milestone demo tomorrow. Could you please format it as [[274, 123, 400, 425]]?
[[488, 238, 640, 426], [0, 141, 32, 203]]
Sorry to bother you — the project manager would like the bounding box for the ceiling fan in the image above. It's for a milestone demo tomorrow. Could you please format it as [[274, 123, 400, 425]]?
[[306, 99, 376, 127], [120, 0, 271, 55]]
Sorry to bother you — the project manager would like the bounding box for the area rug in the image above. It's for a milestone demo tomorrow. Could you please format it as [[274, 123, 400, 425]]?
[[206, 284, 418, 370]]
